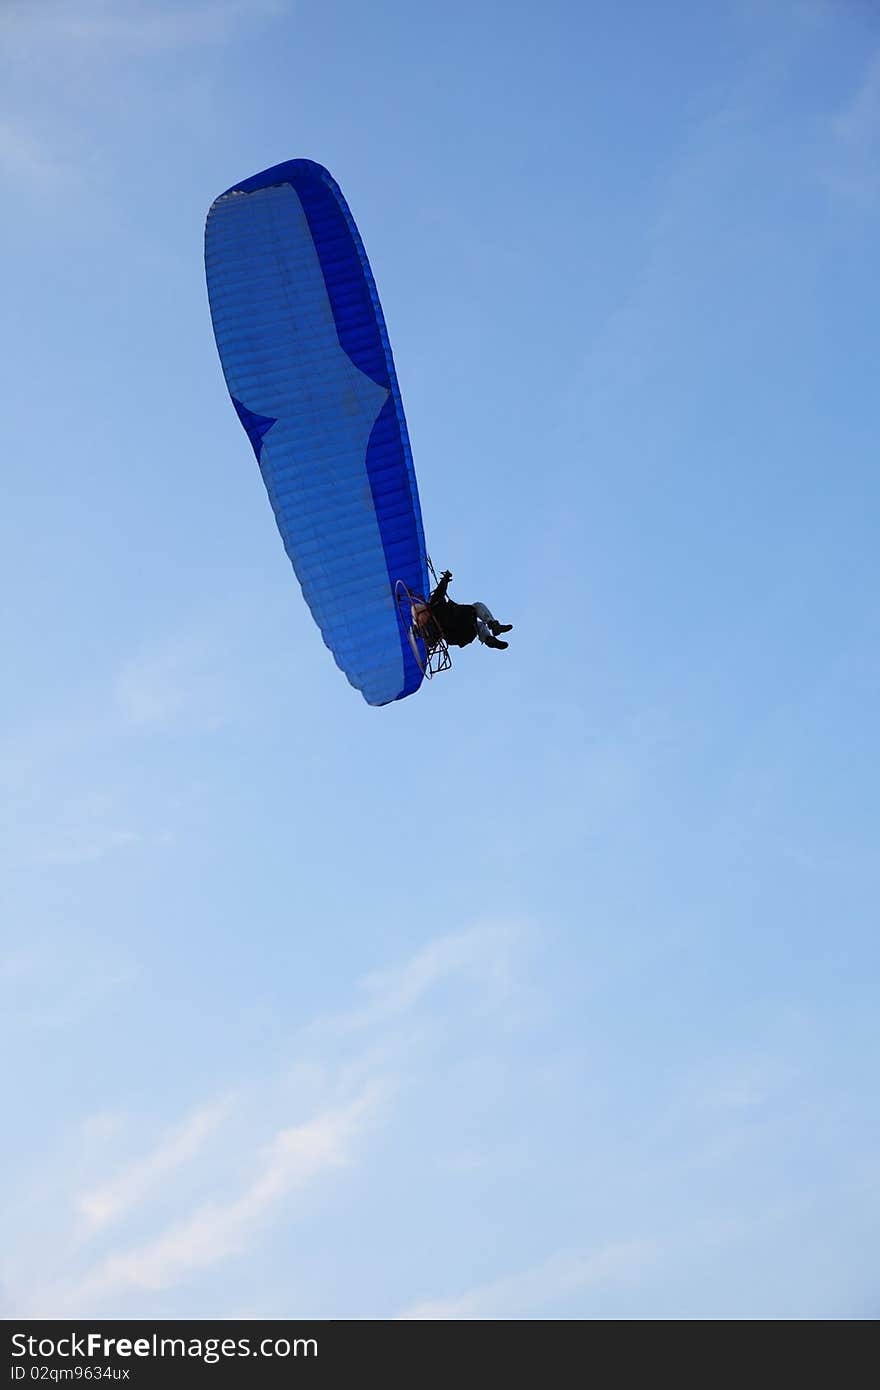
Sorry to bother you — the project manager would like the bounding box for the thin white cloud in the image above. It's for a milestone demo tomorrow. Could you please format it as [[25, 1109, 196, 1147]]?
[[115, 633, 230, 732], [0, 773, 172, 872], [833, 50, 880, 147], [31, 827, 143, 867], [397, 1241, 655, 1320], [115, 654, 187, 728], [9, 921, 525, 1316], [330, 920, 525, 1033], [0, 1, 288, 194], [77, 1098, 235, 1233], [0, 935, 139, 1034], [48, 1084, 384, 1312], [80, 1111, 128, 1147], [820, 47, 880, 207], [0, 119, 66, 189], [0, 0, 288, 59], [0, 948, 41, 982], [694, 1058, 795, 1111]]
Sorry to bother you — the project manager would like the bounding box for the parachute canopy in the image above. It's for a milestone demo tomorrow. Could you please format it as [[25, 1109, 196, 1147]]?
[[205, 159, 428, 706]]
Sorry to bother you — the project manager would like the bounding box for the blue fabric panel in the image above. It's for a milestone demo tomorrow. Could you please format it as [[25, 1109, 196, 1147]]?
[[292, 173, 389, 388], [232, 397, 277, 459], [205, 161, 427, 705]]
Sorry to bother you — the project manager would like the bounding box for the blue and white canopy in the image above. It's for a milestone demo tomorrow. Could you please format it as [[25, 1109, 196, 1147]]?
[[205, 159, 428, 706]]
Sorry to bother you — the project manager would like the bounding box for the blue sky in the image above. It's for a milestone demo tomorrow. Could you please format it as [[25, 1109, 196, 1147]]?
[[2, 0, 879, 1319]]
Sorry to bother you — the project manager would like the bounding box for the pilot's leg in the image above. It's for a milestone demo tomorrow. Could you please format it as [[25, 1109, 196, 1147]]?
[[474, 601, 512, 639]]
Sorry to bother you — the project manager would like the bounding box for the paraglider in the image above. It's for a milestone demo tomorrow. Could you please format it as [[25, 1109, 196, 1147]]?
[[205, 158, 426, 706], [205, 159, 511, 704]]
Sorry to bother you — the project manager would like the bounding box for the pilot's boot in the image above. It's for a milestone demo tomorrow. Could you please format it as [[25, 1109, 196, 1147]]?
[[483, 634, 509, 650], [490, 621, 513, 635]]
